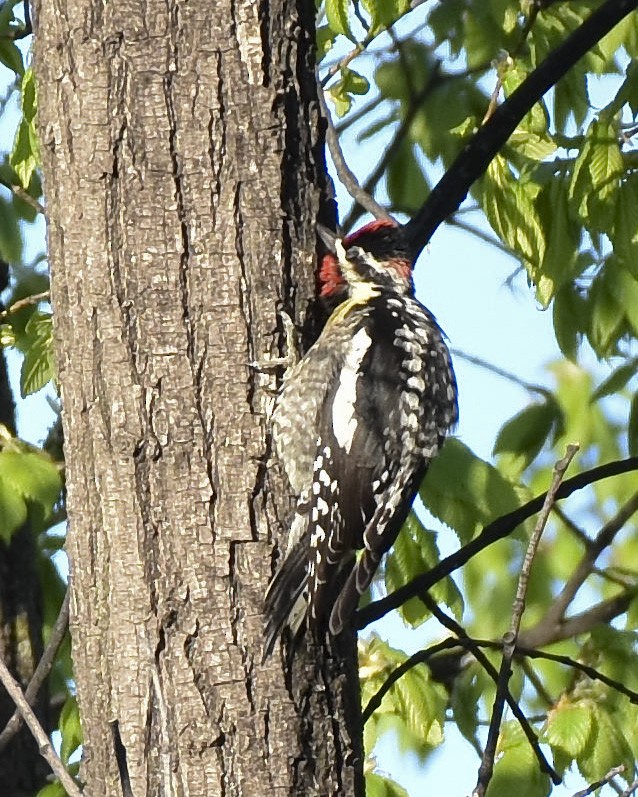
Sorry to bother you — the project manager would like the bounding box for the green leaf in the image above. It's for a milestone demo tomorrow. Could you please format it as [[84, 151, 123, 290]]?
[[385, 513, 463, 626], [579, 704, 635, 782], [486, 721, 551, 797], [479, 155, 546, 288], [20, 311, 55, 396], [366, 772, 409, 797], [420, 439, 522, 543], [0, 470, 28, 542], [608, 59, 638, 116], [493, 400, 560, 469], [544, 701, 593, 758], [59, 696, 83, 764], [449, 668, 481, 745], [325, 0, 352, 38], [35, 783, 66, 797], [361, 0, 410, 31], [0, 194, 22, 262], [590, 359, 638, 402], [535, 177, 581, 305], [0, 39, 24, 76], [569, 116, 623, 233], [587, 269, 625, 358], [552, 281, 587, 361], [316, 25, 337, 61], [328, 67, 370, 117], [10, 68, 40, 189], [614, 174, 638, 276], [386, 140, 429, 215], [501, 63, 549, 138], [0, 449, 62, 538], [629, 391, 638, 457]]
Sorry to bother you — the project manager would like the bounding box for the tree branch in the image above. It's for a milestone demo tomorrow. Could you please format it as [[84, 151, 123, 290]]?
[[0, 588, 70, 751], [0, 175, 45, 215], [540, 489, 638, 631], [514, 644, 638, 705], [357, 456, 638, 628], [474, 445, 577, 797], [0, 290, 50, 320], [0, 649, 80, 797], [404, 0, 638, 258], [317, 78, 395, 223], [519, 587, 638, 649], [571, 766, 626, 797]]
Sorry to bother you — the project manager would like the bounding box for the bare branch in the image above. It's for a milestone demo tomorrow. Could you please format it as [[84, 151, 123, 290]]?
[[0, 650, 81, 797], [0, 588, 70, 751], [0, 175, 45, 215], [474, 445, 578, 797], [0, 291, 51, 320], [317, 79, 395, 223], [571, 766, 626, 797], [519, 588, 638, 649], [541, 490, 638, 630], [450, 347, 549, 395], [357, 456, 638, 629], [514, 644, 638, 705]]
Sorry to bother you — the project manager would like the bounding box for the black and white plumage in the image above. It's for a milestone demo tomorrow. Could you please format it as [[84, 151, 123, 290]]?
[[264, 220, 458, 657]]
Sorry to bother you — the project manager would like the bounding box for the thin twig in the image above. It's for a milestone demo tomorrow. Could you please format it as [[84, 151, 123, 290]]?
[[0, 176, 45, 214], [446, 215, 516, 258], [519, 587, 637, 649], [0, 589, 70, 751], [474, 444, 578, 797], [0, 652, 81, 797], [621, 778, 638, 797], [0, 290, 50, 320], [341, 66, 443, 232], [514, 644, 638, 705], [317, 78, 395, 223], [571, 766, 625, 797], [482, 1, 542, 125], [357, 456, 638, 629], [541, 490, 638, 631], [468, 637, 638, 705], [422, 594, 560, 785], [450, 348, 549, 395]]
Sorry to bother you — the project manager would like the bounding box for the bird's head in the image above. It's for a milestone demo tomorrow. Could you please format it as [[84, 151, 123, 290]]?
[[318, 219, 413, 300]]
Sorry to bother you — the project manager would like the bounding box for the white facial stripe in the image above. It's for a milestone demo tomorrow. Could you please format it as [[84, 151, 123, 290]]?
[[335, 238, 348, 267], [332, 327, 372, 453]]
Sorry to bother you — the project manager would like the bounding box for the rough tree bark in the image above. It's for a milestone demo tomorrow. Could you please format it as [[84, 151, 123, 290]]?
[[0, 262, 49, 797], [33, 0, 362, 795]]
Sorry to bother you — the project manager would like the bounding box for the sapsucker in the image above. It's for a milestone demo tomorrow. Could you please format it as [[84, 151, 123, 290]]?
[[264, 219, 458, 657]]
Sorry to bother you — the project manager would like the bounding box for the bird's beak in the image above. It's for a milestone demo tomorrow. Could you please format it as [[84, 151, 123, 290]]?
[[317, 223, 338, 254]]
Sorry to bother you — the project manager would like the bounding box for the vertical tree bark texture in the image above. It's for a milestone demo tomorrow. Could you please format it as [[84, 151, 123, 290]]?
[[34, 0, 362, 795], [0, 264, 49, 796]]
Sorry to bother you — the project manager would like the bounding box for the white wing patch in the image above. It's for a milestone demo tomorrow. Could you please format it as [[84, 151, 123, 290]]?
[[332, 327, 372, 453]]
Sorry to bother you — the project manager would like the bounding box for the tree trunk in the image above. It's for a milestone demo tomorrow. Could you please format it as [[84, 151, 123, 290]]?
[[0, 262, 49, 796], [33, 0, 362, 795]]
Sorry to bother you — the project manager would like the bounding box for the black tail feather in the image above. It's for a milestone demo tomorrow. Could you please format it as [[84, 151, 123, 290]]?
[[263, 541, 309, 661]]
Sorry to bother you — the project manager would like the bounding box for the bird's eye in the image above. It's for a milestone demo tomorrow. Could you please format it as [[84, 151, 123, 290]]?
[[346, 246, 365, 262]]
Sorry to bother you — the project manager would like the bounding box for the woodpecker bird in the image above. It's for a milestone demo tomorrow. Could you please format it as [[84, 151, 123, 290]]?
[[264, 219, 458, 657]]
